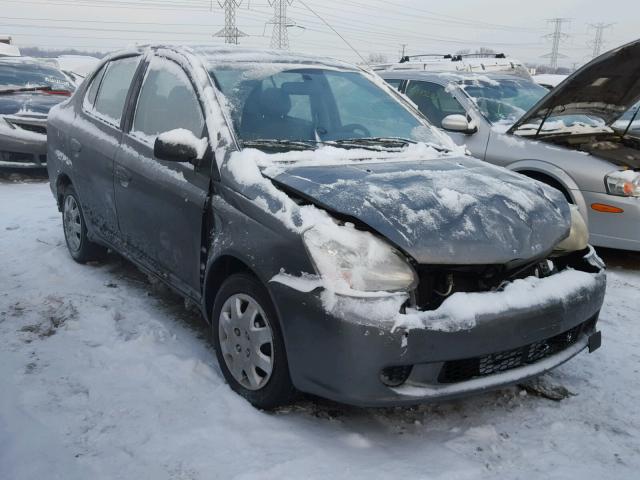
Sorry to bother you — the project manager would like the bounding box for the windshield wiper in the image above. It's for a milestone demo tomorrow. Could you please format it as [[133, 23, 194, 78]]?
[[241, 139, 319, 151], [0, 85, 71, 95], [325, 137, 417, 151]]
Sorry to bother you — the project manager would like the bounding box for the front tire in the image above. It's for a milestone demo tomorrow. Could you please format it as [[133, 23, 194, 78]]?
[[212, 273, 295, 409], [62, 184, 107, 263]]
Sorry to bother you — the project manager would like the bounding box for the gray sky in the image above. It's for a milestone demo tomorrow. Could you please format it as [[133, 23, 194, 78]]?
[[1, 0, 638, 68]]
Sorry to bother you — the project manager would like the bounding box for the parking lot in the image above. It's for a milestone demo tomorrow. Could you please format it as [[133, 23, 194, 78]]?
[[1, 176, 639, 479]]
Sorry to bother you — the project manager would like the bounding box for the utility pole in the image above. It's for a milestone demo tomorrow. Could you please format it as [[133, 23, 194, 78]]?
[[214, 0, 246, 45], [268, 0, 294, 49], [589, 22, 614, 58], [400, 43, 408, 58], [543, 18, 570, 69]]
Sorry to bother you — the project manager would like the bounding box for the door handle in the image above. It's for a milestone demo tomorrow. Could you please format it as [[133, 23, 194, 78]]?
[[115, 164, 132, 188], [70, 138, 82, 153]]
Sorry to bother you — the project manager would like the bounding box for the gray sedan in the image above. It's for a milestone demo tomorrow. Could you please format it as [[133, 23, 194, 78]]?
[[380, 39, 640, 251]]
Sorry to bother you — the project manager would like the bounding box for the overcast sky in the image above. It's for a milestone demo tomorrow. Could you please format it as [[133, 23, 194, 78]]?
[[2, 0, 638, 68]]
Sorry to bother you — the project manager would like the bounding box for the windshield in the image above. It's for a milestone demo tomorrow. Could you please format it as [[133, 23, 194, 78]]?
[[460, 77, 548, 127], [210, 64, 446, 150], [612, 101, 640, 135], [0, 61, 75, 93]]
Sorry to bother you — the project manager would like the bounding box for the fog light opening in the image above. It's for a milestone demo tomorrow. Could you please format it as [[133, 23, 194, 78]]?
[[380, 365, 413, 387]]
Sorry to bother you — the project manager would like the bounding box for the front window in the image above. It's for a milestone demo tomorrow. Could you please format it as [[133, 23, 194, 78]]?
[[132, 57, 205, 142], [404, 81, 467, 127], [460, 77, 547, 128], [0, 60, 74, 93], [211, 65, 446, 151]]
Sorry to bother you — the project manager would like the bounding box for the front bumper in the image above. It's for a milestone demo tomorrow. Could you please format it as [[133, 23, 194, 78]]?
[[583, 190, 640, 251], [271, 260, 606, 407], [0, 115, 48, 168]]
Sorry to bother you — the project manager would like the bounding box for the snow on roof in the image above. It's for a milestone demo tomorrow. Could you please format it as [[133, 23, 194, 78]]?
[[0, 43, 21, 57], [533, 74, 568, 88]]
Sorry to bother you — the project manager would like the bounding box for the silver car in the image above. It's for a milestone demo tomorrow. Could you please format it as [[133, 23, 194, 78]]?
[[380, 40, 640, 252]]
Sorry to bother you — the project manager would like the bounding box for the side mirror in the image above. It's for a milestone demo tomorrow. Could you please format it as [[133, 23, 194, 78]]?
[[154, 129, 207, 163], [441, 114, 477, 134]]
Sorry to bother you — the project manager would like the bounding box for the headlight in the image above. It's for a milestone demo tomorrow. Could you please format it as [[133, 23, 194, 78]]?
[[303, 225, 417, 295], [605, 170, 640, 197], [554, 205, 589, 253]]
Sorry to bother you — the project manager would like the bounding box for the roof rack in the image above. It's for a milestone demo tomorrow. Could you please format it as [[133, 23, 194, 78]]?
[[399, 54, 451, 63]]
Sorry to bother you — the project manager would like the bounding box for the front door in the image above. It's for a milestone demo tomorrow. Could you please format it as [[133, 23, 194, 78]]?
[[403, 80, 490, 158], [113, 55, 211, 296]]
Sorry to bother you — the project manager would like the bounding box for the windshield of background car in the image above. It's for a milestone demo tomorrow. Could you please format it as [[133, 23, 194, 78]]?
[[0, 61, 75, 93], [459, 77, 547, 127], [612, 101, 640, 135], [210, 64, 445, 148]]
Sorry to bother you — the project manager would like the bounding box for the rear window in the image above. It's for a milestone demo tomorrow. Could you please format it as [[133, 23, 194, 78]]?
[[92, 56, 140, 126], [0, 60, 74, 92]]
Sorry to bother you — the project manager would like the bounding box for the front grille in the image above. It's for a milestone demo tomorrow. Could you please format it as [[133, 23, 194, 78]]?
[[0, 151, 36, 163], [15, 122, 47, 135], [438, 319, 596, 384]]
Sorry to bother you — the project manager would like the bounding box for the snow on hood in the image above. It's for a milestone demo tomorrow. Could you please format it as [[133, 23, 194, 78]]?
[[265, 155, 570, 265], [510, 39, 640, 133]]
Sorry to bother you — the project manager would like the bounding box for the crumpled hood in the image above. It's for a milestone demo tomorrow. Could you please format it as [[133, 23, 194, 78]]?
[[0, 92, 65, 116], [510, 39, 640, 132], [268, 156, 571, 265]]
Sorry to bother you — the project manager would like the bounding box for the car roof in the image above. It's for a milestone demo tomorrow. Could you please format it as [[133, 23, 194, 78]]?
[[117, 44, 358, 72]]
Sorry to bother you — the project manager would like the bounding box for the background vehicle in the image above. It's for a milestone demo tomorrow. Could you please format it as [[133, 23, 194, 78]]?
[[380, 39, 640, 251], [374, 52, 532, 79], [0, 57, 74, 168], [47, 45, 604, 409]]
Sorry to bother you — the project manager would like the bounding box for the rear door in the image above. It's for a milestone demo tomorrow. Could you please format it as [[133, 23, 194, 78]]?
[[113, 54, 211, 297], [71, 55, 141, 243]]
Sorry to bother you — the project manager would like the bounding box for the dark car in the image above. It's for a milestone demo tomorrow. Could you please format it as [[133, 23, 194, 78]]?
[[47, 45, 606, 409], [0, 57, 74, 168]]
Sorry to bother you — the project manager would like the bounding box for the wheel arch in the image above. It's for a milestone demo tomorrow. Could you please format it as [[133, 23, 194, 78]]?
[[508, 160, 589, 226], [55, 173, 73, 211], [202, 254, 259, 324]]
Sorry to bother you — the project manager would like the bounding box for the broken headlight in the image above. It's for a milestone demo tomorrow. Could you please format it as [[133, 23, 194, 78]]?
[[303, 225, 418, 295]]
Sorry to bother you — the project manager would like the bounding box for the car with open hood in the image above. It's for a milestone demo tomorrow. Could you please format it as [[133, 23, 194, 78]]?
[[46, 45, 605, 409], [0, 57, 75, 168], [380, 39, 640, 252]]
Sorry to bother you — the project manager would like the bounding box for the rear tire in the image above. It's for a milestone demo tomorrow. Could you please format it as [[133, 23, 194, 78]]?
[[212, 273, 296, 409], [61, 184, 107, 263]]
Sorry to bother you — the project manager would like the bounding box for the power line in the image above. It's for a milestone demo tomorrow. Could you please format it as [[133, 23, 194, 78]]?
[[214, 1, 246, 44], [588, 22, 614, 58], [543, 18, 570, 69]]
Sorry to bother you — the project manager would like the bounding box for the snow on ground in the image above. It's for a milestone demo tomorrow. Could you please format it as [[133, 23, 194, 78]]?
[[1, 180, 639, 480]]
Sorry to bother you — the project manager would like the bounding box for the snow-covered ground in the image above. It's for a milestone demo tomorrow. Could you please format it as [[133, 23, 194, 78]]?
[[1, 180, 639, 480]]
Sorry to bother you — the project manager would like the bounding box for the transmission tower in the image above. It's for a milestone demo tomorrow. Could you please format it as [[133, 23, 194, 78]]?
[[214, 0, 247, 45], [543, 18, 570, 69], [589, 23, 614, 58], [268, 0, 294, 49]]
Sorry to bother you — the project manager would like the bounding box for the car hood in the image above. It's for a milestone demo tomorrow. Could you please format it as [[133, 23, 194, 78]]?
[[0, 92, 66, 116], [267, 157, 571, 265], [510, 39, 640, 132]]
